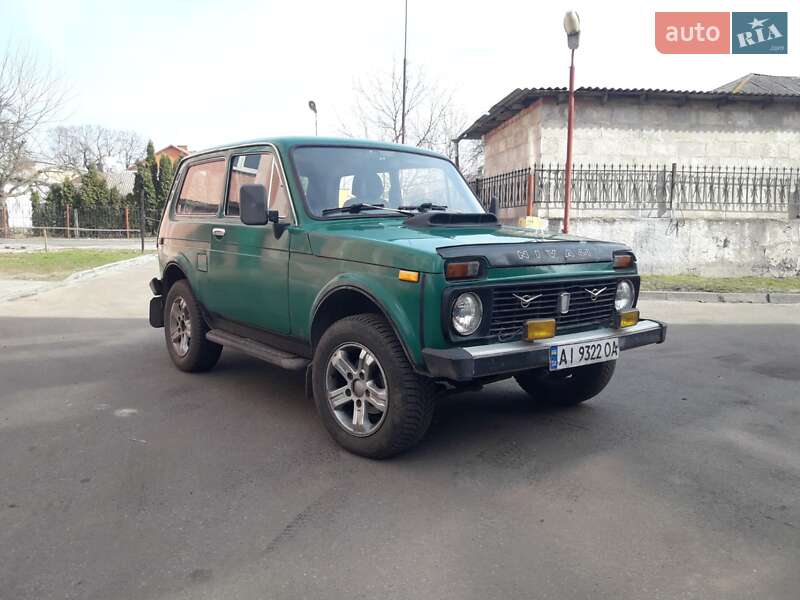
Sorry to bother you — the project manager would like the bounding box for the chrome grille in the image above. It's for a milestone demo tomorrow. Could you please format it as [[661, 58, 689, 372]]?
[[490, 278, 619, 340]]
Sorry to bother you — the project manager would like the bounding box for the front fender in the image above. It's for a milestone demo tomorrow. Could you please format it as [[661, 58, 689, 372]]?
[[310, 270, 425, 368]]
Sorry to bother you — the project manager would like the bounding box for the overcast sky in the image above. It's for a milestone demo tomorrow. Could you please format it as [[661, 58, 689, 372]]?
[[1, 0, 795, 151]]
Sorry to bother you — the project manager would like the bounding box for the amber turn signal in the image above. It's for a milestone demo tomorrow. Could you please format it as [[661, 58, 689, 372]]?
[[617, 309, 640, 328], [525, 318, 556, 341], [445, 261, 480, 280], [398, 270, 420, 282], [613, 253, 635, 269]]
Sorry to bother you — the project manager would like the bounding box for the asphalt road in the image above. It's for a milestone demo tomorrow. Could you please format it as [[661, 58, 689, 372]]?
[[1, 260, 799, 600]]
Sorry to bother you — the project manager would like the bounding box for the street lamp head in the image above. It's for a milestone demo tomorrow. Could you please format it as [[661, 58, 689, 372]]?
[[308, 100, 317, 114], [563, 10, 580, 34], [563, 10, 581, 49]]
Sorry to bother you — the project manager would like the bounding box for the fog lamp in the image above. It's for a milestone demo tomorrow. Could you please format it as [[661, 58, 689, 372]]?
[[617, 309, 640, 329], [525, 318, 556, 341]]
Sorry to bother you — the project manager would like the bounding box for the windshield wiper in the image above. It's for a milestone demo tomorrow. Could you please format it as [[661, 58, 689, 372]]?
[[322, 203, 412, 216], [397, 202, 447, 212]]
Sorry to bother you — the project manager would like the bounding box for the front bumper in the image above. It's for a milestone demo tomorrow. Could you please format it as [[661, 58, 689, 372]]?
[[422, 319, 667, 381]]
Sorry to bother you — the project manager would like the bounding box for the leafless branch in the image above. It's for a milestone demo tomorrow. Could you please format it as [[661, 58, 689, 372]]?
[[0, 44, 68, 217], [344, 62, 468, 158], [50, 125, 144, 172]]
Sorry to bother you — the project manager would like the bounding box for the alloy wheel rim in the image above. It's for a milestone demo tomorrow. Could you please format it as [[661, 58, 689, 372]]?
[[169, 297, 192, 357], [325, 342, 388, 437]]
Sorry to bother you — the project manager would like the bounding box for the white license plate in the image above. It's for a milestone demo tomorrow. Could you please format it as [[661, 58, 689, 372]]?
[[549, 338, 619, 371]]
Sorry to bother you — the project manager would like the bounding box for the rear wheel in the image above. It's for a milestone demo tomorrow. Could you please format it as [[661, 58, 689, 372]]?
[[312, 314, 436, 459], [163, 280, 222, 372], [514, 360, 616, 407]]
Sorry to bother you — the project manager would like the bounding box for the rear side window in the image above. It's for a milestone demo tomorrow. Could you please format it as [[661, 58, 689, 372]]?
[[175, 160, 226, 216]]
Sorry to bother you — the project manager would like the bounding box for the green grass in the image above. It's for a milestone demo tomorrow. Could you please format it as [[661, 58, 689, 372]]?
[[641, 274, 800, 293], [0, 249, 146, 281]]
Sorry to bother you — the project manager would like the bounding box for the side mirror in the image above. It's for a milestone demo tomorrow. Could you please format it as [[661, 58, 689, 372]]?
[[240, 184, 268, 225]]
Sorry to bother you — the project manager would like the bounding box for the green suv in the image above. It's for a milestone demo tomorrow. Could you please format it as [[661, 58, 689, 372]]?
[[148, 137, 666, 458]]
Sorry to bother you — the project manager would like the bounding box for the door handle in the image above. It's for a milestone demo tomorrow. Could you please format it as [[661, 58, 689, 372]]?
[[212, 227, 226, 239]]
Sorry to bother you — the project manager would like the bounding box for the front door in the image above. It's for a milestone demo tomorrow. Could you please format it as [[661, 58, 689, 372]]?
[[205, 150, 292, 335]]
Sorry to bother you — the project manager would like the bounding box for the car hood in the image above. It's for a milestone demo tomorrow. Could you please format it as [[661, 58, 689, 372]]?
[[307, 219, 628, 273]]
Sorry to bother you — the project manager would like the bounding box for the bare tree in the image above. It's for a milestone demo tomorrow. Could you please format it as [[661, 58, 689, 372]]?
[[50, 125, 144, 172], [115, 129, 146, 170], [0, 45, 68, 233], [343, 63, 483, 177], [344, 63, 458, 152]]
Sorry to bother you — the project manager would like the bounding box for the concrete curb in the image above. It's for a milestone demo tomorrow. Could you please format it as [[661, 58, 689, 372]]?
[[64, 254, 154, 283], [640, 290, 800, 304], [0, 254, 155, 304]]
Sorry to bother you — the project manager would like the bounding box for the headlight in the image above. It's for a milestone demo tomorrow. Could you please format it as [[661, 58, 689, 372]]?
[[615, 280, 635, 311], [452, 292, 482, 336]]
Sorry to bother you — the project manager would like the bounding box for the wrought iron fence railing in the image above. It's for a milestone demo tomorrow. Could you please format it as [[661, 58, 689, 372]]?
[[468, 164, 800, 217], [468, 168, 530, 210]]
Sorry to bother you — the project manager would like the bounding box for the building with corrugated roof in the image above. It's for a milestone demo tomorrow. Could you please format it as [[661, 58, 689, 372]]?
[[459, 74, 800, 175]]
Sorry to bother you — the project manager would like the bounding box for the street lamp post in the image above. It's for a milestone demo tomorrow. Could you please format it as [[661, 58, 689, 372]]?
[[308, 100, 318, 135], [562, 10, 580, 234]]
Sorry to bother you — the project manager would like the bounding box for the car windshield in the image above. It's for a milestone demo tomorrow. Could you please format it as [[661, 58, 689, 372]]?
[[292, 146, 484, 217]]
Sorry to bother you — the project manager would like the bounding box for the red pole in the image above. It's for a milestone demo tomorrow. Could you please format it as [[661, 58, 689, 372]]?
[[66, 204, 71, 238], [125, 207, 130, 238], [563, 48, 576, 234]]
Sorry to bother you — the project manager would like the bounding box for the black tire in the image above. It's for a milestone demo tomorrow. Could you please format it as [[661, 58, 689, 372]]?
[[312, 313, 437, 459], [163, 280, 222, 372], [514, 360, 616, 407]]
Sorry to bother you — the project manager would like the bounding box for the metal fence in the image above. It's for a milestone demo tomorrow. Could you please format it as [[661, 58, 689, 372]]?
[[2, 204, 162, 239], [468, 164, 800, 216], [468, 168, 530, 210]]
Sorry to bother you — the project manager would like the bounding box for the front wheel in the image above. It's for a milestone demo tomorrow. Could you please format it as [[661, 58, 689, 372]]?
[[514, 360, 616, 407], [312, 314, 437, 459]]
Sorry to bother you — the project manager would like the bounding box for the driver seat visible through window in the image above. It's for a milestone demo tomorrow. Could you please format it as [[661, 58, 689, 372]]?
[[346, 173, 385, 206]]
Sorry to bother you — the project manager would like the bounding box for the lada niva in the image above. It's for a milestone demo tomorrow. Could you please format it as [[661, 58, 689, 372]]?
[[149, 138, 666, 458]]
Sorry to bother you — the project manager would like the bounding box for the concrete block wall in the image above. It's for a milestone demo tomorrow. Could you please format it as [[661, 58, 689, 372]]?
[[538, 98, 800, 168], [555, 217, 800, 277], [483, 101, 542, 175]]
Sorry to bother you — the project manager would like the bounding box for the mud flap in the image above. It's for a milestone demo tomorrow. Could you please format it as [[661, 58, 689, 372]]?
[[149, 296, 164, 328]]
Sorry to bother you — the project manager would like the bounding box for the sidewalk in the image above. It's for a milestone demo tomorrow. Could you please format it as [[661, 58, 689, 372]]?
[[0, 279, 58, 302], [0, 255, 158, 318], [0, 237, 158, 252]]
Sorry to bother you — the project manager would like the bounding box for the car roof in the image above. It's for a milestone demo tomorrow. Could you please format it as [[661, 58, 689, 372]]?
[[187, 136, 450, 161]]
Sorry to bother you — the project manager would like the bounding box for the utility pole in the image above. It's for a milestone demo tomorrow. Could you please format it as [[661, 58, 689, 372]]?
[[139, 188, 146, 254], [400, 0, 408, 144]]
